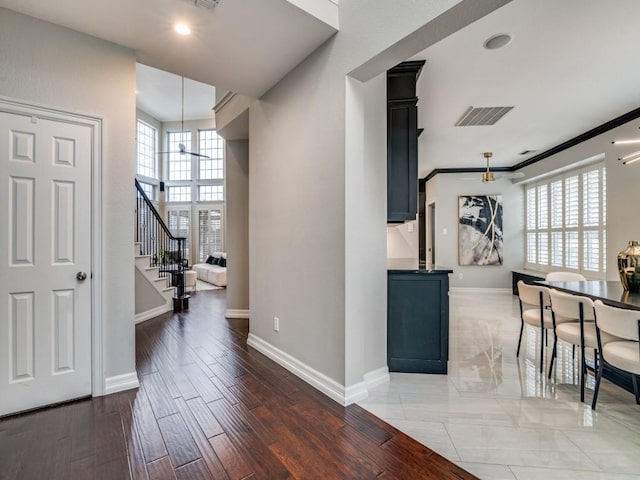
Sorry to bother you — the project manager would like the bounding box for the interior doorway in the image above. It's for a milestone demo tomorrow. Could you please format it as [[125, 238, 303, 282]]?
[[428, 202, 436, 266], [0, 100, 100, 416]]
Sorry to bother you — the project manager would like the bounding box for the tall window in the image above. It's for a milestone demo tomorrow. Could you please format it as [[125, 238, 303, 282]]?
[[198, 209, 222, 262], [198, 185, 223, 202], [168, 131, 192, 180], [136, 120, 157, 178], [199, 130, 224, 179], [138, 181, 156, 201], [525, 162, 606, 276], [167, 186, 191, 202]]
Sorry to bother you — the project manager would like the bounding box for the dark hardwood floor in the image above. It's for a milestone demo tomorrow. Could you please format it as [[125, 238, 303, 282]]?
[[0, 289, 476, 479]]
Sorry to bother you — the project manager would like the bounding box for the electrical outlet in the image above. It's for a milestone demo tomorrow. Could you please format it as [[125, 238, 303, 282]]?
[[458, 272, 463, 280], [273, 317, 280, 332]]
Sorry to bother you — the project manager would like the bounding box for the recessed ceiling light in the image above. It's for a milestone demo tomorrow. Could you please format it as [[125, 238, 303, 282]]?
[[483, 33, 512, 50], [617, 149, 640, 165], [622, 154, 640, 166], [174, 23, 191, 36], [612, 139, 640, 145]]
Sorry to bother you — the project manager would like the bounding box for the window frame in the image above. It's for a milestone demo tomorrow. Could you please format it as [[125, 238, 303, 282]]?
[[167, 130, 193, 181], [524, 162, 606, 278], [136, 119, 157, 180]]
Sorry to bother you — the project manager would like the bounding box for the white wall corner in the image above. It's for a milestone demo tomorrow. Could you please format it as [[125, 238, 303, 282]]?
[[346, 367, 390, 404], [363, 366, 390, 390], [247, 333, 389, 406], [104, 371, 140, 395], [225, 309, 250, 319]]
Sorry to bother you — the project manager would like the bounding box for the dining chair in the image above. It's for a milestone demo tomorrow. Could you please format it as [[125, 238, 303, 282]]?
[[592, 300, 640, 409], [545, 272, 587, 282], [548, 289, 613, 402], [517, 281, 554, 373]]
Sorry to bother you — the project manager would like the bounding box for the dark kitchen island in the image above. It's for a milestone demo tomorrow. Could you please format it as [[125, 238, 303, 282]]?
[[387, 259, 453, 374]]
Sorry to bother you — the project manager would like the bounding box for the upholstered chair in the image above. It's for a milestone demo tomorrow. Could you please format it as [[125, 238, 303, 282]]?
[[517, 281, 556, 374], [545, 272, 587, 282], [592, 300, 640, 409], [548, 289, 614, 402]]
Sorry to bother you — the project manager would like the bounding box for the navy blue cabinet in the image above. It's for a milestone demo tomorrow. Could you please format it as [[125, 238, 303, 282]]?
[[387, 270, 450, 374], [387, 60, 425, 223]]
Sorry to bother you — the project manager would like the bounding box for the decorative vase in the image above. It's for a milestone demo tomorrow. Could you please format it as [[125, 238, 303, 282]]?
[[617, 240, 640, 293]]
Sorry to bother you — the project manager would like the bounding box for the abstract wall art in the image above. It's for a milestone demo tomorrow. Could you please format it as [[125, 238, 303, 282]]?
[[458, 195, 503, 266]]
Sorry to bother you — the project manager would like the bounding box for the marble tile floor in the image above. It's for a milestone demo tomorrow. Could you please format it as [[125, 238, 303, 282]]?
[[358, 291, 640, 480]]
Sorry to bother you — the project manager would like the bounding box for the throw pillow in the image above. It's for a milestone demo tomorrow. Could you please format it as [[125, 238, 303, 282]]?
[[219, 257, 227, 267], [206, 255, 215, 265], [212, 256, 220, 265]]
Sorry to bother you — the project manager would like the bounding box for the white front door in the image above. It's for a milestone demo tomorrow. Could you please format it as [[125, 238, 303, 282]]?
[[0, 110, 92, 416]]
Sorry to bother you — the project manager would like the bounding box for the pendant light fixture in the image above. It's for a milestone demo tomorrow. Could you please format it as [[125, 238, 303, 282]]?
[[481, 152, 496, 182]]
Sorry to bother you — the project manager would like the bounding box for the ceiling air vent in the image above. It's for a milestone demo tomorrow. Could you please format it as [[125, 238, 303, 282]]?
[[192, 0, 220, 8], [455, 106, 514, 127]]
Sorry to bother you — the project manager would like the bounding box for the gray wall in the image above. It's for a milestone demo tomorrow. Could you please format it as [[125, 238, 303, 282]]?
[[135, 269, 166, 314], [387, 221, 419, 259], [0, 8, 137, 379], [426, 173, 524, 288], [248, 0, 507, 387], [225, 139, 250, 312]]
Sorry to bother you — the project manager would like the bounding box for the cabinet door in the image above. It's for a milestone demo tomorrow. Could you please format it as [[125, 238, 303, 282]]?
[[387, 100, 418, 222], [387, 273, 449, 373]]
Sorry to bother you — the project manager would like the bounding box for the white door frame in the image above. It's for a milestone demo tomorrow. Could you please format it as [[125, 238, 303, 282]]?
[[0, 95, 105, 396]]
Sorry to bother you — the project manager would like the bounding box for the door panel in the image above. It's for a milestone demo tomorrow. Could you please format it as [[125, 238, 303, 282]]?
[[0, 111, 92, 416]]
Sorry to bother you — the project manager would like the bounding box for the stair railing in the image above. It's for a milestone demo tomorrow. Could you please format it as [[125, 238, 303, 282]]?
[[135, 179, 186, 279]]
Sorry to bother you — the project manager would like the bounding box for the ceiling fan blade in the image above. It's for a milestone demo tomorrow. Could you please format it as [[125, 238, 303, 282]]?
[[184, 151, 210, 158]]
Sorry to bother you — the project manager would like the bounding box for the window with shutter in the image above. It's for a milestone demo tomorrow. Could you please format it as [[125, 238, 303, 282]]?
[[198, 209, 222, 262], [167, 208, 190, 260], [524, 162, 606, 277]]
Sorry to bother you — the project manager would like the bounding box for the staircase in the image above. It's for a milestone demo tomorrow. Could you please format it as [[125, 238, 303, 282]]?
[[134, 241, 174, 323], [134, 179, 187, 323]]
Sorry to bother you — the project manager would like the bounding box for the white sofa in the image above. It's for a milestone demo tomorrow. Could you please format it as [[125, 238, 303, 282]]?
[[191, 252, 227, 287]]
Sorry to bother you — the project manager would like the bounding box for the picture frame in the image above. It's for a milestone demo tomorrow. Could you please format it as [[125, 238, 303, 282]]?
[[458, 195, 503, 266]]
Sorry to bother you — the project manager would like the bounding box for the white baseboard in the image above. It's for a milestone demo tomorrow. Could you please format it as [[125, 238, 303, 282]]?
[[364, 366, 390, 389], [135, 303, 172, 324], [104, 371, 139, 395], [343, 366, 391, 404], [450, 287, 512, 295], [225, 309, 250, 319], [247, 333, 389, 406]]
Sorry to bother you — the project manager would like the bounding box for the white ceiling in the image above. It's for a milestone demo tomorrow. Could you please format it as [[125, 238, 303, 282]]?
[[414, 0, 640, 177], [0, 0, 337, 99], [4, 0, 638, 172], [136, 64, 216, 122]]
